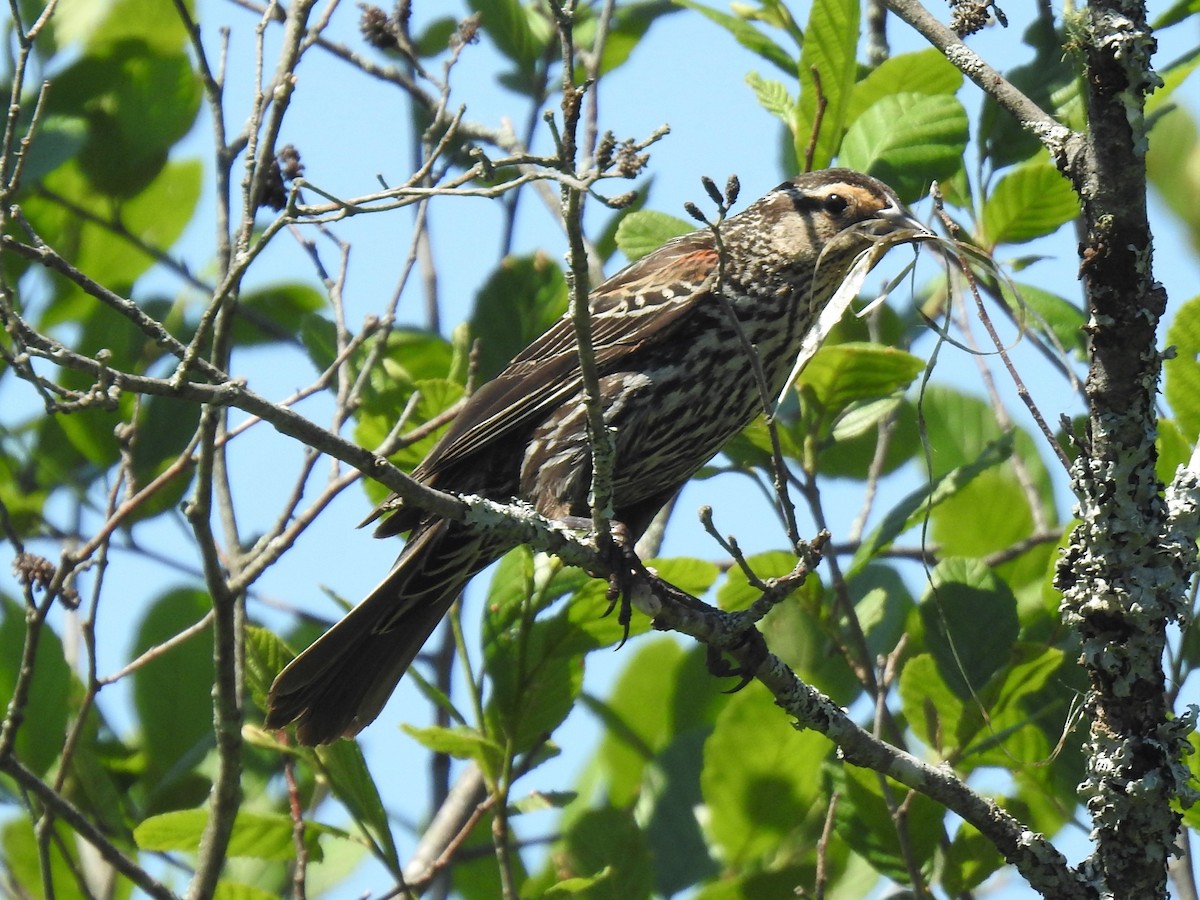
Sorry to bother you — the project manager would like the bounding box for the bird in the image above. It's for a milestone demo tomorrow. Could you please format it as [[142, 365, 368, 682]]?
[[265, 168, 927, 744]]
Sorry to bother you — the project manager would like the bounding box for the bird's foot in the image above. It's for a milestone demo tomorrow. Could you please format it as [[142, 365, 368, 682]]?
[[556, 517, 654, 650], [599, 522, 652, 651], [705, 626, 768, 692]]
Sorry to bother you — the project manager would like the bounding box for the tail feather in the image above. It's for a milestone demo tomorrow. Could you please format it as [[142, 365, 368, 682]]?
[[266, 521, 498, 744]]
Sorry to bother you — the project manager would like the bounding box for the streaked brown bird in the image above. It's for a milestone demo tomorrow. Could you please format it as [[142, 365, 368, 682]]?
[[266, 168, 926, 744]]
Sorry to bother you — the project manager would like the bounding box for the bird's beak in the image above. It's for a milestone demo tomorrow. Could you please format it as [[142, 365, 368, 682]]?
[[867, 200, 934, 241]]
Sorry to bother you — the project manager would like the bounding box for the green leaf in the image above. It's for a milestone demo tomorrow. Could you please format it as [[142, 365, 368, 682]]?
[[918, 390, 1056, 582], [315, 739, 401, 869], [715, 550, 800, 611], [510, 789, 577, 814], [550, 555, 715, 655], [1165, 295, 1200, 441], [1147, 47, 1200, 117], [673, 0, 795, 76], [88, 0, 193, 52], [849, 564, 915, 659], [702, 686, 830, 864], [401, 724, 505, 777], [917, 557, 1019, 699], [964, 644, 1072, 765], [829, 395, 902, 442], [745, 71, 797, 132], [18, 115, 88, 185], [485, 607, 586, 755], [49, 45, 201, 196], [545, 868, 615, 895], [2, 817, 91, 900], [244, 625, 293, 717], [848, 433, 1013, 576], [0, 596, 75, 776], [548, 584, 647, 653], [816, 397, 921, 480], [1181, 730, 1200, 830], [1153, 0, 1200, 28], [232, 283, 326, 347], [547, 806, 653, 899], [635, 706, 723, 894], [761, 582, 861, 704], [796, 0, 860, 170], [130, 587, 215, 812], [1157, 418, 1192, 487], [466, 0, 544, 70], [931, 467, 1034, 562], [592, 638, 693, 806], [134, 808, 327, 861], [845, 49, 963, 125], [797, 342, 925, 435], [981, 158, 1079, 246], [584, 2, 682, 77], [838, 93, 969, 202], [356, 376, 464, 481], [917, 385, 1051, 485], [902, 648, 1074, 769], [300, 315, 339, 372], [647, 555, 721, 596], [1003, 281, 1087, 358], [830, 763, 944, 884], [128, 390, 201, 491], [943, 823, 1006, 894], [470, 253, 568, 380], [979, 18, 1085, 169], [213, 883, 288, 900], [614, 210, 693, 262], [899, 652, 970, 756], [414, 17, 460, 56], [1147, 107, 1200, 250], [27, 157, 201, 302]]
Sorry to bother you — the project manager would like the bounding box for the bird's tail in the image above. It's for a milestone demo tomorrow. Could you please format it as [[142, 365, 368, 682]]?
[[265, 520, 500, 745]]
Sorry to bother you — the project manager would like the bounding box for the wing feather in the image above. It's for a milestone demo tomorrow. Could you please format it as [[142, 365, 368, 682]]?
[[421, 234, 717, 476]]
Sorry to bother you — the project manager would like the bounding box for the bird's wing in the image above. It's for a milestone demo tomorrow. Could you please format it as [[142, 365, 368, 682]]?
[[362, 231, 718, 534], [423, 232, 718, 476]]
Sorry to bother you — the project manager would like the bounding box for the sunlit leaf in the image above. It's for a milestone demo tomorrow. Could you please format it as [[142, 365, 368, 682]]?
[[614, 210, 692, 262], [672, 0, 795, 75], [134, 808, 329, 861], [316, 739, 400, 869], [401, 724, 505, 777], [981, 159, 1079, 246], [845, 49, 963, 125], [796, 0, 860, 169], [839, 93, 968, 202]]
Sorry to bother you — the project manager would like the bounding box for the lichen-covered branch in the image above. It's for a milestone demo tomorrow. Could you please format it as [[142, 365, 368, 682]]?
[[1049, 3, 1197, 896]]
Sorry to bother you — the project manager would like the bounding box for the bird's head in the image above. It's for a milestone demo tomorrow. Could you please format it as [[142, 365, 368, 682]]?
[[729, 168, 931, 278]]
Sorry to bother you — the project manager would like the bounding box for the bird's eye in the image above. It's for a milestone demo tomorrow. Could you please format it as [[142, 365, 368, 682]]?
[[823, 193, 849, 216]]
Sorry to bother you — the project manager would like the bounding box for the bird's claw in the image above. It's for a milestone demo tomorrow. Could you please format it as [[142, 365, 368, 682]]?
[[706, 627, 768, 692], [598, 523, 650, 651]]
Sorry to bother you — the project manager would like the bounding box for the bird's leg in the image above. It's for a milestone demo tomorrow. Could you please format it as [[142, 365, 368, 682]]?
[[557, 516, 652, 649]]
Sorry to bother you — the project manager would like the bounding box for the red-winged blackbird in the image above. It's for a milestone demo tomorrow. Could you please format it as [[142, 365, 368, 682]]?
[[266, 168, 926, 744]]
